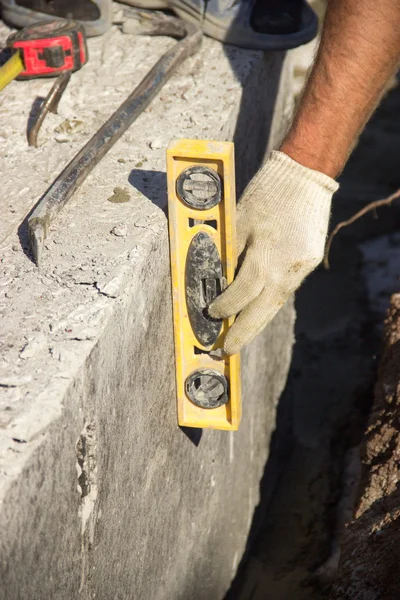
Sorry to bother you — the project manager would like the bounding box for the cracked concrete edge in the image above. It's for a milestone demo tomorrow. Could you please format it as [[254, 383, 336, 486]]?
[[0, 229, 160, 498]]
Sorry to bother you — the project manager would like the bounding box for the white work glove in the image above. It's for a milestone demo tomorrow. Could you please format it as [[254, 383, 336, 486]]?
[[209, 151, 339, 355]]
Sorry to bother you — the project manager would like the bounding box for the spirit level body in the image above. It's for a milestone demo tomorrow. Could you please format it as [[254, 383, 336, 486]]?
[[167, 139, 241, 430]]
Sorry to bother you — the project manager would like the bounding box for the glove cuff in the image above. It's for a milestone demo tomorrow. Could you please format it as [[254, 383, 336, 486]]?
[[245, 150, 339, 201], [269, 150, 339, 193]]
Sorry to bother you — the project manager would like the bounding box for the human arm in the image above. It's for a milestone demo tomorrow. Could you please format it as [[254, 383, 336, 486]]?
[[209, 0, 400, 355], [281, 0, 400, 177]]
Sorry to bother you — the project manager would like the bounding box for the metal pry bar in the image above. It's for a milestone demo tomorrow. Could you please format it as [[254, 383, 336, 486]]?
[[28, 12, 202, 266], [28, 71, 72, 148]]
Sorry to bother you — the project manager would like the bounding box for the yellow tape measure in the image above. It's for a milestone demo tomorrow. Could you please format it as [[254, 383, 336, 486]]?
[[0, 51, 24, 91]]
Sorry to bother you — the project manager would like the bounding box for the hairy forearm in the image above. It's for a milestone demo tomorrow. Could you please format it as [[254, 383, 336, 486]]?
[[281, 0, 400, 178]]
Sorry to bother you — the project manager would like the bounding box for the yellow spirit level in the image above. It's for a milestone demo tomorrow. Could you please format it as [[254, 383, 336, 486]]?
[[167, 139, 241, 430]]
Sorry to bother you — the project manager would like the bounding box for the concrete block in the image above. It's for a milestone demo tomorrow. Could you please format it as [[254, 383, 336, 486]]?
[[0, 18, 295, 600]]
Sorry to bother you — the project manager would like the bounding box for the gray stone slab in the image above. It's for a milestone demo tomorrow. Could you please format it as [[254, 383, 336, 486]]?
[[0, 15, 296, 600]]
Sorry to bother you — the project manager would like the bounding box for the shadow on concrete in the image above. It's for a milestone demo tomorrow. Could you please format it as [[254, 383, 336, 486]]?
[[0, 46, 12, 66], [26, 96, 45, 142], [17, 204, 39, 265], [128, 168, 168, 213], [180, 425, 203, 446], [224, 46, 286, 196]]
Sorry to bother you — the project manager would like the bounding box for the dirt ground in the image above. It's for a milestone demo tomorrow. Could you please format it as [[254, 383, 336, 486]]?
[[331, 293, 400, 600], [227, 69, 400, 600]]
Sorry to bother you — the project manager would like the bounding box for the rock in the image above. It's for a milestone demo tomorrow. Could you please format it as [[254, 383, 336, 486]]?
[[149, 139, 163, 150], [19, 334, 47, 359], [110, 222, 128, 237], [95, 267, 130, 299], [54, 118, 85, 136]]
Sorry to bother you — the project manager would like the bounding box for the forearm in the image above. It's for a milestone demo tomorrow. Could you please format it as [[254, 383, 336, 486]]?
[[281, 0, 400, 178]]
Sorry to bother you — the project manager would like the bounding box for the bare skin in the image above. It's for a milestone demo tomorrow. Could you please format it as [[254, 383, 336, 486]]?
[[281, 0, 400, 178]]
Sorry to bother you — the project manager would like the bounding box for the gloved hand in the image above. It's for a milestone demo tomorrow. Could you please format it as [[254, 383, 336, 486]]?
[[209, 150, 339, 355]]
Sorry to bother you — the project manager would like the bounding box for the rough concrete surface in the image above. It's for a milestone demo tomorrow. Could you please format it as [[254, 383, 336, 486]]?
[[0, 9, 297, 599]]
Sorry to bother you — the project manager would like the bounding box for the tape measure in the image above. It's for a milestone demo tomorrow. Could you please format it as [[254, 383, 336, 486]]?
[[0, 19, 88, 91]]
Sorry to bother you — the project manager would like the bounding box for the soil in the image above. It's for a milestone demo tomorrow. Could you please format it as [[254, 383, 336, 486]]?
[[330, 294, 400, 600]]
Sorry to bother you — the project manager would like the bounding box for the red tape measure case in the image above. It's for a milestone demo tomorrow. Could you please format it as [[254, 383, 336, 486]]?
[[6, 19, 88, 78]]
